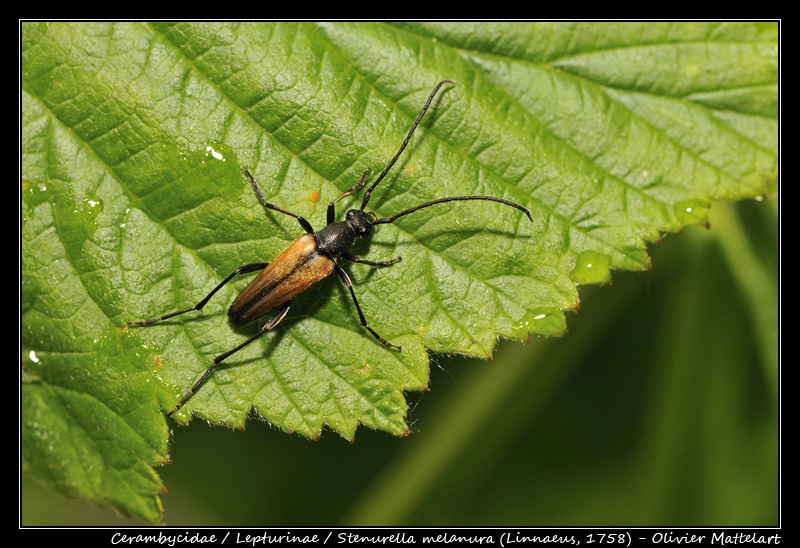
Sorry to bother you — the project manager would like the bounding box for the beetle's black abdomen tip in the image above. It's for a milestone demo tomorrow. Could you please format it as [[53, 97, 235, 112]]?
[[227, 304, 247, 324]]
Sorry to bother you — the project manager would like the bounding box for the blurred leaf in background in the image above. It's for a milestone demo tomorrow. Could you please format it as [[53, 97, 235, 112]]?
[[20, 22, 778, 525]]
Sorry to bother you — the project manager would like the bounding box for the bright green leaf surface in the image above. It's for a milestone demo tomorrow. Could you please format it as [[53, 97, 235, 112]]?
[[20, 22, 778, 524]]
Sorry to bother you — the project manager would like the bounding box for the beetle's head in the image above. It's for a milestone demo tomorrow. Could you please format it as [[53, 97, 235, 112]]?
[[346, 209, 377, 237]]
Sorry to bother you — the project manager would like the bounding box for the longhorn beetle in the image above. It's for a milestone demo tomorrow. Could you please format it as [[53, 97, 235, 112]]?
[[129, 80, 533, 417]]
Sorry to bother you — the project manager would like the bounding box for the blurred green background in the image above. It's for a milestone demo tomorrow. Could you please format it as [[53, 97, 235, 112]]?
[[20, 197, 778, 526]]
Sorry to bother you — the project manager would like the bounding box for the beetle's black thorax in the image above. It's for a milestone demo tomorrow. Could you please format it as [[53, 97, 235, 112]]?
[[315, 221, 355, 258], [315, 209, 376, 259]]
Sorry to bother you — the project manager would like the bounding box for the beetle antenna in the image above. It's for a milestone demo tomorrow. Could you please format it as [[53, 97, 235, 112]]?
[[372, 195, 534, 225], [360, 80, 454, 211]]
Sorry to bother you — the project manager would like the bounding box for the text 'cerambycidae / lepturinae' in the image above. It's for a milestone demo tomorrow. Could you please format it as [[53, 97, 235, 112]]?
[[129, 80, 534, 417]]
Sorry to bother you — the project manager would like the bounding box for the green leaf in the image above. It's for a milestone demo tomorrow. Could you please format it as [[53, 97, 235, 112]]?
[[21, 22, 778, 524]]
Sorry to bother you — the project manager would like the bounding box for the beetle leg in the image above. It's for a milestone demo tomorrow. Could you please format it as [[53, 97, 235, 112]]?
[[343, 252, 401, 267], [167, 299, 292, 417], [327, 168, 371, 225], [243, 169, 316, 234], [334, 265, 401, 350], [129, 262, 270, 326]]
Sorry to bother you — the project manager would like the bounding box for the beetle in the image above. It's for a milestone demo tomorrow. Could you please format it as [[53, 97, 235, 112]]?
[[129, 80, 533, 417]]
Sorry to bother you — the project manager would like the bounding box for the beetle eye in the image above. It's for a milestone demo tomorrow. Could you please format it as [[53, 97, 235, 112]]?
[[345, 209, 373, 236]]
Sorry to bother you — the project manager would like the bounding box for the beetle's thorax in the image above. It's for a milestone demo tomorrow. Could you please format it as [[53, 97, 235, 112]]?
[[315, 209, 376, 259]]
